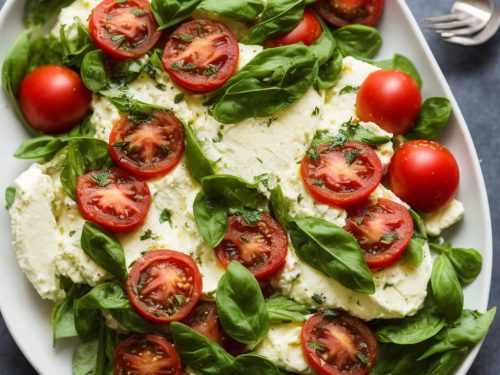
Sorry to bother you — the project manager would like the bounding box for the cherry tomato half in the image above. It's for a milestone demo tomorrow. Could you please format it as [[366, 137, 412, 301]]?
[[89, 0, 161, 60], [301, 311, 378, 375], [266, 9, 322, 47], [127, 250, 203, 323], [113, 334, 182, 375], [357, 69, 422, 135], [314, 0, 384, 27], [162, 19, 239, 93], [182, 301, 246, 355], [215, 214, 288, 281], [76, 168, 151, 232], [301, 142, 383, 208], [388, 140, 460, 213], [109, 111, 185, 179], [344, 198, 413, 268], [19, 65, 91, 134]]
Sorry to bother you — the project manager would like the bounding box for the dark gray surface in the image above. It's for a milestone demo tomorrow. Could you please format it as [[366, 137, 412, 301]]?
[[1, 0, 499, 374]]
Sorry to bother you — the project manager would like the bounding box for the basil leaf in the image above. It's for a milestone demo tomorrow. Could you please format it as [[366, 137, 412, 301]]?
[[5, 186, 16, 210], [405, 98, 452, 140], [72, 336, 99, 375], [410, 208, 427, 239], [170, 322, 235, 375], [447, 247, 482, 285], [266, 296, 309, 324], [349, 124, 391, 145], [290, 218, 375, 294], [243, 0, 305, 45], [81, 50, 107, 92], [60, 22, 95, 68], [309, 18, 336, 65], [425, 347, 468, 375], [199, 0, 265, 21], [374, 54, 422, 88], [24, 0, 74, 27], [68, 116, 97, 139], [269, 186, 291, 229], [332, 25, 382, 59], [184, 123, 215, 182], [80, 222, 128, 284], [14, 135, 67, 160], [419, 308, 496, 359], [151, 0, 203, 30], [201, 174, 260, 211], [316, 48, 343, 90], [26, 35, 64, 74], [205, 44, 318, 124], [230, 354, 282, 374], [403, 236, 425, 268], [193, 191, 227, 247], [101, 91, 166, 115], [216, 262, 269, 346], [431, 254, 463, 321], [109, 308, 156, 334], [371, 343, 430, 375], [51, 291, 78, 346]]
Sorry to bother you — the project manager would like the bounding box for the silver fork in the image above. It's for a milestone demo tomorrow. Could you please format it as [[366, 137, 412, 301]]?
[[424, 0, 494, 38]]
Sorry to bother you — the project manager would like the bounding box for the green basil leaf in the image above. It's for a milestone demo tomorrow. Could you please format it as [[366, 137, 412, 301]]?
[[5, 186, 16, 210], [68, 116, 97, 139], [24, 0, 74, 27], [243, 0, 305, 45], [419, 308, 496, 359], [348, 124, 391, 145], [269, 186, 291, 229], [425, 347, 468, 375], [201, 174, 260, 211], [431, 254, 463, 321], [290, 218, 375, 294], [206, 44, 318, 124], [184, 123, 215, 182], [151, 0, 203, 30], [60, 22, 95, 68], [447, 247, 482, 285], [76, 282, 130, 310], [332, 25, 382, 59], [109, 308, 156, 334], [309, 18, 336, 65], [316, 48, 343, 90], [266, 296, 309, 324], [26, 35, 64, 74], [72, 336, 100, 375], [80, 222, 128, 284], [410, 209, 427, 239], [230, 354, 282, 374], [51, 291, 78, 346], [405, 98, 452, 140], [170, 322, 235, 375], [14, 135, 67, 160], [374, 54, 422, 88], [81, 50, 107, 92], [216, 261, 269, 346], [74, 305, 101, 340], [101, 91, 166, 115], [402, 236, 425, 268], [95, 321, 107, 375], [199, 0, 265, 21], [193, 191, 227, 247], [371, 343, 430, 375]]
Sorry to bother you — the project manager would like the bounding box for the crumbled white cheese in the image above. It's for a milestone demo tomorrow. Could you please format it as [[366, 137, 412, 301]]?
[[423, 199, 465, 236]]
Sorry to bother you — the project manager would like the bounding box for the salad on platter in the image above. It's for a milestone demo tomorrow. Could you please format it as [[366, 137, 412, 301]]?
[[2, 0, 496, 374]]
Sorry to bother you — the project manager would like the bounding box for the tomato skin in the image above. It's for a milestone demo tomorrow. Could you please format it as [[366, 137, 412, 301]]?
[[266, 9, 322, 47], [127, 250, 203, 324], [345, 198, 413, 268], [314, 0, 384, 27], [76, 168, 151, 233], [89, 0, 161, 60], [301, 141, 383, 208], [18, 65, 91, 134], [214, 214, 288, 281], [388, 140, 460, 213], [113, 334, 182, 375], [109, 111, 185, 179], [357, 69, 421, 135], [162, 19, 239, 93], [302, 311, 377, 375]]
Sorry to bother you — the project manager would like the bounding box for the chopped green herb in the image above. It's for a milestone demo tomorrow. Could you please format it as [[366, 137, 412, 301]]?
[[380, 232, 399, 244], [91, 171, 111, 187], [297, 194, 303, 204], [312, 293, 326, 305], [174, 93, 184, 104], [111, 34, 125, 46], [128, 113, 152, 124], [323, 309, 340, 318], [112, 141, 130, 149], [160, 145, 170, 155], [383, 282, 394, 289], [307, 148, 319, 161], [69, 231, 76, 237], [339, 85, 360, 95], [256, 157, 263, 163], [171, 62, 197, 72], [356, 352, 369, 366], [310, 179, 324, 187], [140, 229, 160, 241], [312, 106, 320, 116], [212, 131, 223, 143], [131, 8, 147, 17], [117, 0, 127, 4], [5, 186, 15, 209], [266, 116, 278, 127], [203, 64, 218, 76], [241, 210, 262, 226], [160, 209, 172, 225], [174, 294, 185, 305], [308, 341, 326, 351], [172, 34, 195, 42], [344, 149, 363, 165], [156, 83, 167, 91]]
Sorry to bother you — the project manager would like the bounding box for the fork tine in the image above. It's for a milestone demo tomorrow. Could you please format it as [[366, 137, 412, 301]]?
[[439, 23, 485, 37], [425, 18, 479, 30], [424, 13, 460, 23]]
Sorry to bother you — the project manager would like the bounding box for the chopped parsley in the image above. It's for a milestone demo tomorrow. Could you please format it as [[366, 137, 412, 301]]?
[[131, 8, 147, 17], [344, 149, 363, 165], [312, 293, 326, 305], [69, 231, 76, 237], [174, 294, 185, 306], [203, 64, 218, 76], [310, 179, 324, 187], [241, 210, 262, 226], [91, 171, 111, 187], [323, 309, 340, 318], [160, 209, 172, 225], [172, 34, 195, 42], [174, 93, 184, 104], [383, 282, 394, 289], [339, 85, 360, 95], [266, 116, 278, 127], [356, 352, 369, 366], [212, 130, 224, 143], [140, 229, 160, 241], [112, 141, 130, 149], [111, 34, 125, 46], [312, 106, 320, 116], [308, 341, 326, 351], [307, 148, 319, 161], [156, 83, 167, 91], [171, 62, 197, 72], [256, 157, 263, 163], [5, 186, 15, 209], [380, 232, 399, 244], [297, 194, 303, 204]]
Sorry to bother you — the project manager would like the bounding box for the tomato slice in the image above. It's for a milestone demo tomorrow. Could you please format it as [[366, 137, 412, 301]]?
[[302, 311, 377, 375], [344, 198, 414, 268], [113, 334, 182, 375], [89, 0, 161, 60], [301, 142, 383, 208], [314, 0, 384, 27], [127, 250, 203, 323], [162, 19, 239, 93], [182, 301, 246, 355], [214, 214, 288, 281], [76, 168, 151, 233], [109, 111, 185, 179], [266, 9, 322, 47]]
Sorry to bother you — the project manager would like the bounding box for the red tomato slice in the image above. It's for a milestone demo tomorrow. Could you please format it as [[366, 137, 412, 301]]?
[[301, 142, 383, 208], [344, 198, 413, 268], [214, 214, 288, 281], [266, 9, 322, 47], [76, 168, 151, 233], [314, 0, 384, 27], [109, 111, 185, 179], [127, 250, 203, 323], [113, 334, 182, 375], [89, 0, 161, 60], [162, 19, 239, 93], [182, 301, 246, 355], [302, 311, 377, 375], [388, 140, 460, 213]]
